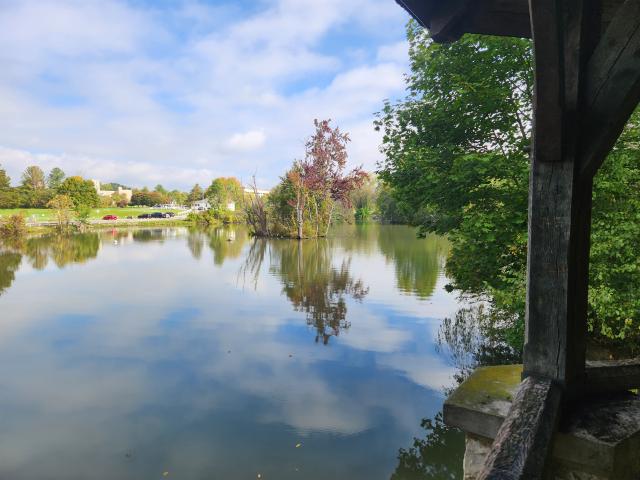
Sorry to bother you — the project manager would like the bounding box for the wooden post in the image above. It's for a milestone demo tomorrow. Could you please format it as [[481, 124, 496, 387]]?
[[523, 0, 600, 392]]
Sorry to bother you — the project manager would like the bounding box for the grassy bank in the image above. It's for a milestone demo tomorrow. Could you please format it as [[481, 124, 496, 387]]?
[[0, 207, 184, 222]]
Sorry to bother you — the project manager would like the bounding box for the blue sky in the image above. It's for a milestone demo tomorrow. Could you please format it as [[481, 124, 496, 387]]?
[[0, 0, 410, 189]]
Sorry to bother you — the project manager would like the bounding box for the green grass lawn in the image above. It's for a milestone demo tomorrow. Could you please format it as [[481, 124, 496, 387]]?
[[0, 207, 184, 222]]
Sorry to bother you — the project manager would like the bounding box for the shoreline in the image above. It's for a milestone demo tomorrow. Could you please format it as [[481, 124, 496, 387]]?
[[25, 218, 197, 234]]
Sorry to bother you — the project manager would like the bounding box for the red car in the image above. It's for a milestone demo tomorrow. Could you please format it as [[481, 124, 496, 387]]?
[[102, 215, 118, 221]]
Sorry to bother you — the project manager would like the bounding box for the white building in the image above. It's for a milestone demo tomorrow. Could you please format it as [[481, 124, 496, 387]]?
[[191, 199, 211, 211], [243, 187, 270, 197]]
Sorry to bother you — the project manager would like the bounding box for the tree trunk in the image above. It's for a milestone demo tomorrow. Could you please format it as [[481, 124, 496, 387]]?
[[324, 201, 335, 237], [296, 192, 303, 240], [313, 198, 319, 238]]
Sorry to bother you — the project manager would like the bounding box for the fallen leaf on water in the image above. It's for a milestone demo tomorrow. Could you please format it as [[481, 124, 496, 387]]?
[[295, 443, 302, 448], [163, 472, 169, 477]]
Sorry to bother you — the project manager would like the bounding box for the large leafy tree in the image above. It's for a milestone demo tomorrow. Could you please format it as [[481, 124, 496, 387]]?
[[19, 166, 51, 208], [0, 165, 10, 190], [57, 176, 99, 208], [47, 167, 66, 190], [187, 183, 204, 203], [21, 166, 46, 190], [377, 22, 640, 348], [206, 177, 243, 207], [0, 166, 20, 209]]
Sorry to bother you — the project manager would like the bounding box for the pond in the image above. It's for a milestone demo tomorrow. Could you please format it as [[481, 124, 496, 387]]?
[[0, 224, 466, 480]]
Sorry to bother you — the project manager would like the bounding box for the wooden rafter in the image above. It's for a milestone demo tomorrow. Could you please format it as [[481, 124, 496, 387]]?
[[580, 0, 640, 180], [395, 0, 626, 42]]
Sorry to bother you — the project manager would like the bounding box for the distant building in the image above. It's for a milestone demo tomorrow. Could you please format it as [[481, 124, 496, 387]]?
[[243, 187, 270, 198], [92, 180, 133, 203], [191, 199, 211, 211], [156, 202, 185, 209]]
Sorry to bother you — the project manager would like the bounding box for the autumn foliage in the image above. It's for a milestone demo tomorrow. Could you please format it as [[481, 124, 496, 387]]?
[[247, 119, 366, 239]]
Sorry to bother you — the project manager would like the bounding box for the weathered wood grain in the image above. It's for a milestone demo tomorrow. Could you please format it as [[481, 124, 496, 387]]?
[[477, 377, 563, 480], [580, 0, 640, 180], [523, 0, 598, 389]]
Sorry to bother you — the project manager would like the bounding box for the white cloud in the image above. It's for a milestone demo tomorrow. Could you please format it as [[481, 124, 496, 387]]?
[[0, 0, 410, 189], [226, 130, 266, 152]]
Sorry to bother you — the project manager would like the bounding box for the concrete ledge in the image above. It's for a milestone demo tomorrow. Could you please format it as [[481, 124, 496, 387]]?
[[444, 364, 522, 439], [444, 365, 640, 480]]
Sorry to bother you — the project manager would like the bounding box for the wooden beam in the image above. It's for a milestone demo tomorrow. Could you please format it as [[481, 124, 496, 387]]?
[[585, 358, 640, 393], [579, 0, 640, 180], [523, 0, 599, 390], [395, 0, 530, 42], [478, 377, 563, 480]]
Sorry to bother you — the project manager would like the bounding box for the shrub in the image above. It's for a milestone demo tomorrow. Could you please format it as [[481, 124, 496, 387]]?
[[0, 214, 27, 239], [187, 210, 220, 227]]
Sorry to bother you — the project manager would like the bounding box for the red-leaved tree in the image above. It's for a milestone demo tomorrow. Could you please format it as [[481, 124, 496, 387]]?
[[296, 119, 367, 237]]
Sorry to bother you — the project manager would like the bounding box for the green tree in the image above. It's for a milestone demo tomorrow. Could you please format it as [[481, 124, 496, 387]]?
[[21, 166, 46, 190], [19, 165, 51, 207], [130, 190, 164, 206], [47, 167, 66, 190], [376, 183, 412, 224], [377, 24, 640, 348], [47, 194, 75, 229], [0, 166, 20, 208], [0, 165, 11, 190], [168, 189, 187, 206], [57, 176, 99, 208], [351, 174, 378, 223], [187, 183, 204, 203], [74, 204, 92, 227], [206, 177, 243, 208]]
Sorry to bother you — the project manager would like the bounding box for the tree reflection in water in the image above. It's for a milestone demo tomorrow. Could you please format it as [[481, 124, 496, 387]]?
[[0, 251, 21, 296], [392, 306, 522, 479], [207, 226, 248, 265], [0, 233, 100, 296], [390, 413, 464, 480], [437, 305, 521, 385], [242, 238, 369, 344], [377, 227, 449, 300]]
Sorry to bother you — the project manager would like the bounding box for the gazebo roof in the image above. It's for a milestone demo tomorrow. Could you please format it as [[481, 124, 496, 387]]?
[[395, 0, 625, 42]]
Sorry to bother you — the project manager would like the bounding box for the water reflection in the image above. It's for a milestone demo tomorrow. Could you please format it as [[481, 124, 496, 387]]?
[[264, 239, 369, 345], [207, 227, 249, 265], [377, 227, 449, 300], [437, 305, 521, 384], [390, 413, 464, 480], [0, 226, 464, 479], [1, 233, 99, 274], [0, 251, 21, 295]]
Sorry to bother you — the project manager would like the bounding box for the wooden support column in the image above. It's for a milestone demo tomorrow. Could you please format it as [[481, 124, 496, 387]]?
[[523, 0, 600, 391]]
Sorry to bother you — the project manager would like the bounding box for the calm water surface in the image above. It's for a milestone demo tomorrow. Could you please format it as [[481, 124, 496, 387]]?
[[0, 225, 464, 480]]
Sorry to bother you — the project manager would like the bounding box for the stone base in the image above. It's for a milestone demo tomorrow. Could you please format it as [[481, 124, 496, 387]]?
[[463, 434, 492, 480], [445, 365, 640, 480]]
